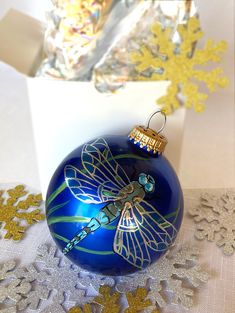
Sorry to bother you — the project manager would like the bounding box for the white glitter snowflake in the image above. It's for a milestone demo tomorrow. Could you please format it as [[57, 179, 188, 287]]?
[[0, 244, 116, 312], [39, 299, 66, 313], [0, 261, 31, 312], [1, 244, 209, 312], [79, 271, 115, 294], [35, 245, 86, 306], [189, 191, 235, 255], [35, 245, 115, 306], [116, 245, 209, 310]]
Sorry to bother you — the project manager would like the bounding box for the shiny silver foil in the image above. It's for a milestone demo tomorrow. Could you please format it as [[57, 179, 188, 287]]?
[[37, 0, 139, 79], [94, 0, 198, 92], [37, 0, 197, 92]]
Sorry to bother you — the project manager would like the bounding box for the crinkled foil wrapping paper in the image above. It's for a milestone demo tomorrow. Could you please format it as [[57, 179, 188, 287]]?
[[37, 0, 197, 92]]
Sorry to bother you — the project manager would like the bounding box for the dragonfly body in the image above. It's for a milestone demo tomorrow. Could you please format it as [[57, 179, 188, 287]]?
[[63, 181, 145, 254]]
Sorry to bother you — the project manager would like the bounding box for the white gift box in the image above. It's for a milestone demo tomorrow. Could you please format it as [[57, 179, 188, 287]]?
[[0, 9, 186, 198]]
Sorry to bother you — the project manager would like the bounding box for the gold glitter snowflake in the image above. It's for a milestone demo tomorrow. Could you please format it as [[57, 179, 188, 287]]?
[[124, 287, 155, 313], [68, 286, 120, 313], [0, 185, 45, 241], [94, 285, 121, 313], [131, 17, 229, 114], [69, 286, 159, 313]]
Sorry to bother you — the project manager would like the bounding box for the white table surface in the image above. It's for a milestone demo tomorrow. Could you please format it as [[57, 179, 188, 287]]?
[[0, 1, 234, 313]]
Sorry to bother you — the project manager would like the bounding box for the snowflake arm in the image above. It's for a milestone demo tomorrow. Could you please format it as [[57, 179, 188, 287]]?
[[177, 17, 204, 57], [131, 16, 229, 114], [175, 265, 209, 288], [40, 301, 67, 313], [6, 186, 27, 206], [0, 260, 31, 310], [193, 68, 228, 92], [35, 245, 60, 268], [0, 185, 45, 240], [182, 83, 208, 112], [94, 286, 121, 313], [79, 273, 114, 292], [0, 279, 31, 303], [116, 245, 209, 311], [217, 229, 235, 255], [193, 39, 228, 65], [188, 194, 220, 223], [150, 23, 175, 58], [189, 191, 235, 255], [124, 288, 152, 313], [3, 222, 25, 241], [195, 220, 221, 241], [166, 279, 194, 309], [131, 46, 165, 75], [17, 285, 50, 310], [156, 83, 181, 114]]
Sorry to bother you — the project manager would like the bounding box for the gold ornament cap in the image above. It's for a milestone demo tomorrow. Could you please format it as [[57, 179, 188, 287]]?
[[128, 111, 168, 155]]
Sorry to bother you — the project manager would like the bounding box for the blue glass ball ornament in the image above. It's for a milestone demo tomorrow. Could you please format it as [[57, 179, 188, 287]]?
[[46, 121, 184, 276]]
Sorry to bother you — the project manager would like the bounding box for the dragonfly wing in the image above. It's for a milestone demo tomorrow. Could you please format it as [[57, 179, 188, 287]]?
[[113, 207, 151, 269], [64, 165, 121, 204], [82, 138, 130, 194], [113, 201, 178, 269], [134, 200, 178, 252]]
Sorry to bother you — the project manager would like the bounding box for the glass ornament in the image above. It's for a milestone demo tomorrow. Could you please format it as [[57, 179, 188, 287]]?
[[46, 112, 183, 275]]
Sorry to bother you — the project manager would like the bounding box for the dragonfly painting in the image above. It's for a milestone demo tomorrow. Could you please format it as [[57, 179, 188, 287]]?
[[63, 138, 177, 269]]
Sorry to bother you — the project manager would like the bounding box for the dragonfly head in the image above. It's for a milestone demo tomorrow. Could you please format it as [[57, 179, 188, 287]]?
[[138, 173, 155, 193]]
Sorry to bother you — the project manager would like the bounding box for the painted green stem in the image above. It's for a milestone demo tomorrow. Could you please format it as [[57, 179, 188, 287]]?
[[48, 216, 90, 226], [47, 201, 70, 217], [46, 181, 67, 207]]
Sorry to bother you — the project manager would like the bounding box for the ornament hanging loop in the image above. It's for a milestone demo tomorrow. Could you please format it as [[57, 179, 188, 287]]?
[[146, 110, 166, 134], [129, 110, 168, 155]]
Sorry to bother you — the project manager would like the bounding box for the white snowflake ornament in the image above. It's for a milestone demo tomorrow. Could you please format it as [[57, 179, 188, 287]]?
[[39, 294, 67, 313], [0, 261, 31, 312], [116, 245, 209, 310], [189, 191, 235, 255], [33, 245, 89, 310], [0, 243, 210, 312], [0, 244, 116, 312]]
